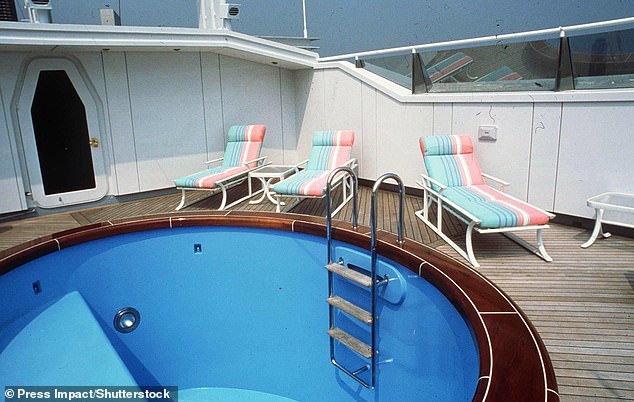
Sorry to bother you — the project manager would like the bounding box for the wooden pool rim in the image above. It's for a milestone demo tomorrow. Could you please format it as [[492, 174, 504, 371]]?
[[0, 210, 559, 402]]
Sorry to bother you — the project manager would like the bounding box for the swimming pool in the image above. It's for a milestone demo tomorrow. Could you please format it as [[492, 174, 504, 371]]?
[[0, 212, 558, 401]]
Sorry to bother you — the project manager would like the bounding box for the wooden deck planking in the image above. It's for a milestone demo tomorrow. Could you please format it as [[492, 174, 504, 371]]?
[[1, 183, 633, 402]]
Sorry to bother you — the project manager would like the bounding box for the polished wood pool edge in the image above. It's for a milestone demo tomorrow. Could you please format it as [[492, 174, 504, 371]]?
[[0, 211, 558, 402]]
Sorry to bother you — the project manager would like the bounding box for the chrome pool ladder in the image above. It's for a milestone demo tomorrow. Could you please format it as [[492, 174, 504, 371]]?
[[325, 170, 405, 389]]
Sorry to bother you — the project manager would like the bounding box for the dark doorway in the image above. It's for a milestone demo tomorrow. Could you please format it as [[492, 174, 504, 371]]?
[[30, 70, 96, 195]]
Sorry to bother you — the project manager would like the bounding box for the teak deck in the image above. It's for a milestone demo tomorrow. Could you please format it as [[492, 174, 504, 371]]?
[[1, 183, 633, 402]]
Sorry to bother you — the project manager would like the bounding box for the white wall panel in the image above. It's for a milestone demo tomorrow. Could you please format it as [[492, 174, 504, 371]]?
[[280, 69, 297, 165], [127, 52, 207, 191], [528, 104, 561, 211], [102, 52, 139, 195], [294, 69, 325, 164], [0, 52, 30, 205], [0, 84, 24, 213], [451, 103, 533, 200], [200, 53, 224, 162], [219, 55, 284, 164], [361, 83, 378, 180], [556, 102, 634, 222], [376, 95, 432, 187], [323, 70, 363, 166], [432, 103, 453, 136]]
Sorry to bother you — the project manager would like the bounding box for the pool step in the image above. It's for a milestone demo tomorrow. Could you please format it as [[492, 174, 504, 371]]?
[[327, 328, 372, 359], [325, 263, 372, 287], [326, 296, 372, 324]]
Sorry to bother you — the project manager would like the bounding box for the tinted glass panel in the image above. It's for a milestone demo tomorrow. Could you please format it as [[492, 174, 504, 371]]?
[[362, 53, 413, 91], [569, 28, 634, 89], [420, 39, 559, 92], [31, 70, 96, 195]]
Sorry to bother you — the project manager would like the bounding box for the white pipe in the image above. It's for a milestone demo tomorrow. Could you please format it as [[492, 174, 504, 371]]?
[[318, 16, 634, 62], [302, 0, 308, 39]]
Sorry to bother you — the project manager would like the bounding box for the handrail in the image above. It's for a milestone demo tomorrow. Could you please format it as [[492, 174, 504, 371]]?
[[367, 172, 405, 388], [371, 173, 405, 245], [325, 166, 358, 263], [318, 16, 634, 62]]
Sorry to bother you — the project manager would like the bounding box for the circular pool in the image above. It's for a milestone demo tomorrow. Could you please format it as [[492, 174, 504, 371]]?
[[0, 212, 558, 401]]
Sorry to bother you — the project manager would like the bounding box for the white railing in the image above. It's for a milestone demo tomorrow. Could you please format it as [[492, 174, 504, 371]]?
[[318, 16, 634, 62]]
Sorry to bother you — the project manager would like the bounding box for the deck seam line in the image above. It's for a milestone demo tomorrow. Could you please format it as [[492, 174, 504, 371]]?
[[420, 261, 493, 399], [480, 311, 519, 315], [434, 237, 551, 399]]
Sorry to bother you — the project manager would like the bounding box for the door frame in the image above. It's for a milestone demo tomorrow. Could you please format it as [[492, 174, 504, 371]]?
[[15, 57, 108, 208]]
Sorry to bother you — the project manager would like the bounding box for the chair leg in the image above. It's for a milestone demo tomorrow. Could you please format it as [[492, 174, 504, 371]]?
[[503, 230, 553, 262], [465, 222, 480, 267], [175, 190, 187, 211], [536, 229, 553, 262], [414, 209, 480, 268], [218, 183, 228, 210]]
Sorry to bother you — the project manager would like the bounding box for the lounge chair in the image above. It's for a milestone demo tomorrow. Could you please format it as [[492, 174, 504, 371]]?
[[427, 52, 474, 83], [174, 125, 268, 211], [476, 65, 522, 81], [414, 135, 554, 267], [272, 130, 357, 216]]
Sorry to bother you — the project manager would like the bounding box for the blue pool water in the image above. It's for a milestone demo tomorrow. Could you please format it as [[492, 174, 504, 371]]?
[[0, 227, 479, 401]]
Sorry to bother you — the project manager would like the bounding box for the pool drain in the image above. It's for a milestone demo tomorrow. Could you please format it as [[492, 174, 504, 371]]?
[[114, 307, 140, 333]]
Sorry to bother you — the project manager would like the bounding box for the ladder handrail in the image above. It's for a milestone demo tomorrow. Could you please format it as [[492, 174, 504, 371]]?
[[369, 173, 405, 388], [326, 166, 358, 263], [371, 173, 405, 247]]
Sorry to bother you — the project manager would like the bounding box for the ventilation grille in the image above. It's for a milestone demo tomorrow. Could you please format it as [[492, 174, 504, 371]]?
[[0, 0, 18, 21]]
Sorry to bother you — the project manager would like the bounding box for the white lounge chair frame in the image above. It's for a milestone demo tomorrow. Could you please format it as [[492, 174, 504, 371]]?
[[274, 158, 358, 217], [414, 172, 555, 268], [175, 156, 269, 211]]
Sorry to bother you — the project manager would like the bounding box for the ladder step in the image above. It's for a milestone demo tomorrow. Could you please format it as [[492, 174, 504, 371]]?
[[327, 328, 372, 359], [326, 296, 372, 324], [325, 263, 372, 287]]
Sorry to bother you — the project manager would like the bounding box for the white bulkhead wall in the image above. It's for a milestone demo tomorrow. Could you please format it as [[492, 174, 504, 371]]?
[[0, 50, 299, 213], [1, 48, 632, 222], [294, 66, 634, 221]]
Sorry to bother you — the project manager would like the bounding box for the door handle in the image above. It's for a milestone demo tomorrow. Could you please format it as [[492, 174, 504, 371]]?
[[89, 137, 99, 148]]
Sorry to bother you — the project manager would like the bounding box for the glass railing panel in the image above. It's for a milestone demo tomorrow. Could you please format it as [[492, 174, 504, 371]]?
[[420, 39, 560, 93], [569, 28, 634, 89], [361, 53, 413, 91]]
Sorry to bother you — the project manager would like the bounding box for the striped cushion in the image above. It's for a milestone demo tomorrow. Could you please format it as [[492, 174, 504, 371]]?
[[443, 185, 550, 228], [174, 165, 247, 189], [420, 135, 484, 189], [222, 125, 266, 168], [273, 130, 354, 197], [271, 170, 331, 197], [420, 135, 549, 228], [306, 130, 354, 171], [174, 125, 266, 189]]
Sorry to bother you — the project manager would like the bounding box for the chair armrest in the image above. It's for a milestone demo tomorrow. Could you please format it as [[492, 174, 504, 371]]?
[[420, 173, 447, 192], [204, 157, 224, 166], [243, 156, 268, 168], [482, 172, 510, 190], [342, 158, 358, 169]]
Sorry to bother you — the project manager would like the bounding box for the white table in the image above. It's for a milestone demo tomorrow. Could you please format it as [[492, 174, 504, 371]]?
[[248, 165, 299, 206], [581, 192, 634, 248]]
